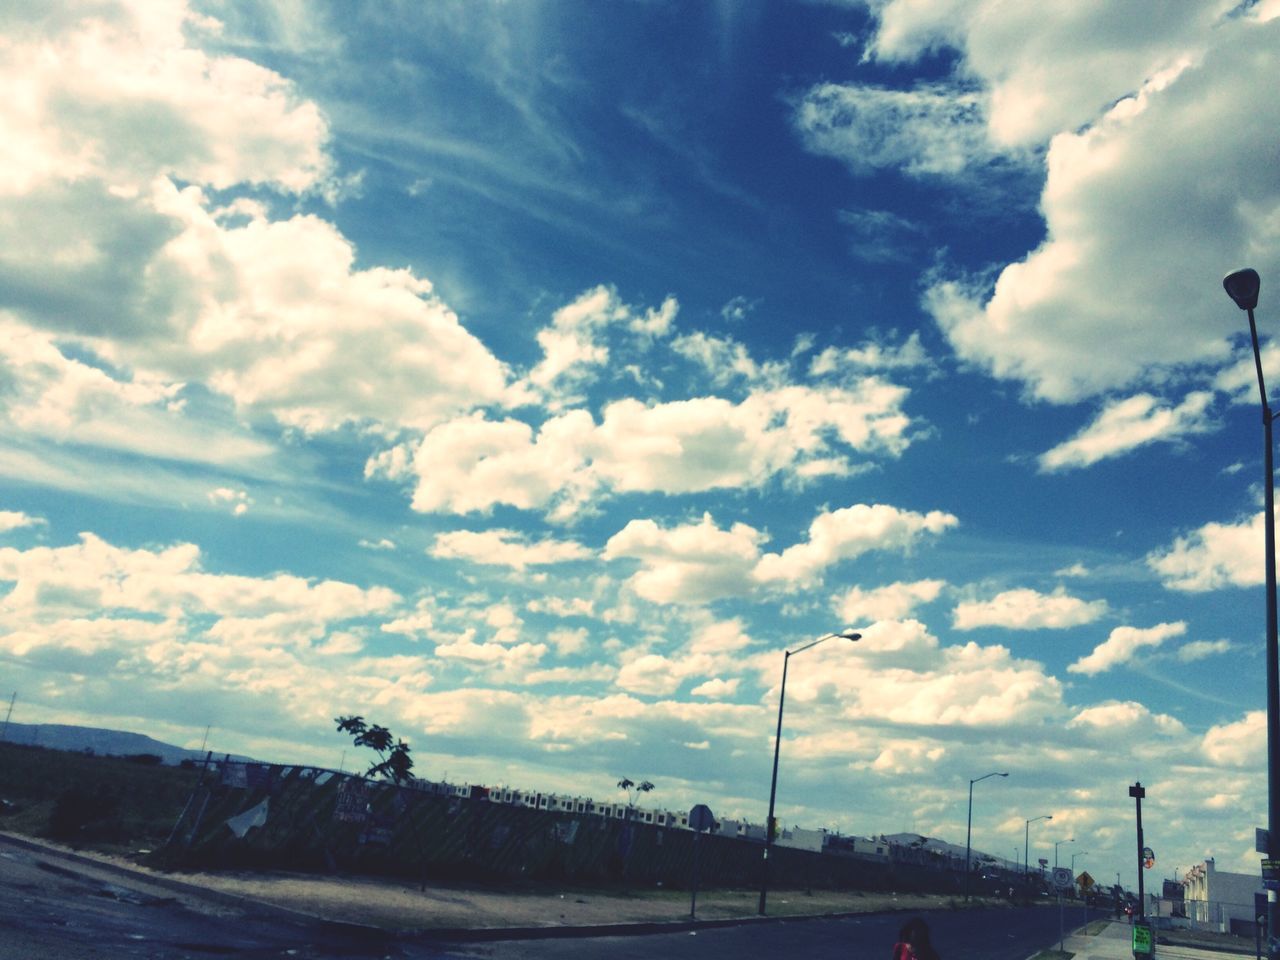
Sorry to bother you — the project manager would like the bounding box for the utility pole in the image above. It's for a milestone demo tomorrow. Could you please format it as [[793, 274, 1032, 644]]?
[[1130, 782, 1147, 918]]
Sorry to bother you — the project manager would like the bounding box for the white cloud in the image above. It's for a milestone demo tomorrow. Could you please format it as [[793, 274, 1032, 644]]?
[[1202, 711, 1265, 767], [387, 379, 915, 519], [1147, 513, 1265, 591], [754, 504, 958, 589], [690, 678, 740, 699], [793, 83, 996, 177], [1176, 639, 1233, 662], [809, 332, 930, 376], [919, 12, 1280, 402], [1067, 622, 1186, 676], [605, 506, 956, 605], [1068, 700, 1186, 737], [1038, 392, 1215, 472], [862, 0, 1230, 148], [835, 579, 946, 624], [604, 513, 763, 605], [207, 487, 251, 516], [952, 586, 1107, 631], [0, 509, 44, 533], [431, 528, 591, 570]]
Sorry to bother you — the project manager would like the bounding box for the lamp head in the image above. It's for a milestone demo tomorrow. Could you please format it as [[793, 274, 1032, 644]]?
[[837, 629, 862, 642], [1224, 268, 1260, 311]]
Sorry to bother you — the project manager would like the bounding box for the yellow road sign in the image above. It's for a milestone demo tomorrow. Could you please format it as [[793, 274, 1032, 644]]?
[[1077, 870, 1094, 890]]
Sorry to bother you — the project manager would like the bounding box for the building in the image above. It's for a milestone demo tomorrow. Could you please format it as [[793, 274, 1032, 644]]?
[[1183, 858, 1263, 934]]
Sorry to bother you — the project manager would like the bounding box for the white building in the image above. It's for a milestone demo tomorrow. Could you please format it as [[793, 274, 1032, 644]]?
[[1183, 858, 1264, 934]]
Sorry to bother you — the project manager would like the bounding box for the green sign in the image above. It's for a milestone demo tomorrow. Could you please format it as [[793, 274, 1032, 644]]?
[[1132, 922, 1154, 955]]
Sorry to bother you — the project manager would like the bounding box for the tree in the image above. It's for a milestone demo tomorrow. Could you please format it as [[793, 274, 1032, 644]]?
[[334, 716, 414, 784], [616, 777, 655, 807]]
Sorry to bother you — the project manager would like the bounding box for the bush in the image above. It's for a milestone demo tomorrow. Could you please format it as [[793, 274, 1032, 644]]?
[[47, 784, 121, 840]]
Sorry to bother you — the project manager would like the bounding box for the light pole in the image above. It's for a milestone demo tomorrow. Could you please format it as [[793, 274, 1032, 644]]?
[[1054, 837, 1074, 869], [965, 771, 1009, 900], [758, 628, 861, 915], [1024, 814, 1052, 880], [1071, 850, 1088, 872], [1224, 268, 1279, 960]]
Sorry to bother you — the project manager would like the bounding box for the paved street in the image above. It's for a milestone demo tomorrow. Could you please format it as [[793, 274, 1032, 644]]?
[[438, 906, 1064, 960], [0, 833, 1075, 959]]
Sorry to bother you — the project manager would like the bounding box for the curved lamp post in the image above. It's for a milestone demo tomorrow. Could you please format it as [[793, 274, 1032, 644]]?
[[1224, 268, 1279, 960], [964, 771, 1009, 900], [1024, 814, 1052, 879], [1054, 837, 1074, 869], [1071, 850, 1088, 872], [757, 628, 861, 916]]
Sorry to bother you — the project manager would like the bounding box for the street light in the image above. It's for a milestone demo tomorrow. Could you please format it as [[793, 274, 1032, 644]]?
[[1071, 851, 1088, 872], [1054, 837, 1074, 869], [758, 628, 861, 916], [1223, 268, 1279, 960], [1024, 814, 1052, 878], [965, 771, 1009, 900]]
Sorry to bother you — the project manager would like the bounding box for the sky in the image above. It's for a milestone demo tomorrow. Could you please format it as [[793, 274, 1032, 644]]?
[[2, 0, 1280, 893]]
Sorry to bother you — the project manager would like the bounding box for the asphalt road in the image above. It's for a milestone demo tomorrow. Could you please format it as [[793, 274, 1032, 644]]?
[[439, 906, 1065, 960], [0, 838, 1066, 959]]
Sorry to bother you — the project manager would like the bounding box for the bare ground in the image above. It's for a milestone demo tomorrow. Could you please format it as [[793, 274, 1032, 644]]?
[[6, 833, 1008, 932]]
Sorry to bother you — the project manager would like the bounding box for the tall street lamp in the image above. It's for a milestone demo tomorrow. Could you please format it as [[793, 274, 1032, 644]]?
[[1223, 267, 1279, 960], [1024, 814, 1052, 879], [758, 628, 861, 916], [1071, 851, 1088, 872], [1054, 837, 1074, 869], [965, 771, 1009, 900]]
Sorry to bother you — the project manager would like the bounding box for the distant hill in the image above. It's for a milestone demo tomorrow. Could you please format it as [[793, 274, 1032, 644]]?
[[0, 722, 248, 765]]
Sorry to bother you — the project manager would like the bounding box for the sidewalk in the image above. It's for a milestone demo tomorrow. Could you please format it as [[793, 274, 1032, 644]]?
[[1061, 920, 1250, 959]]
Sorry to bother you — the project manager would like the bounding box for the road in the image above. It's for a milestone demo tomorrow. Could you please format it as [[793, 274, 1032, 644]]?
[[440, 906, 1064, 960], [0, 839, 1064, 959]]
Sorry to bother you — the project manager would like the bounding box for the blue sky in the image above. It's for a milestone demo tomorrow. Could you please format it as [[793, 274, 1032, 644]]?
[[3, 0, 1280, 890]]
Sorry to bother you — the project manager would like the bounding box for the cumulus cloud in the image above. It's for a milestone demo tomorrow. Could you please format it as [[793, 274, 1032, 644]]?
[[431, 528, 591, 570], [1068, 700, 1186, 737], [0, 2, 510, 447], [918, 11, 1280, 403], [1067, 622, 1186, 676], [1202, 710, 1265, 767], [380, 378, 916, 519], [754, 504, 958, 588], [1147, 513, 1265, 591], [526, 286, 677, 402], [605, 506, 956, 604], [604, 513, 763, 605], [952, 586, 1107, 631], [1038, 392, 1215, 472], [0, 509, 44, 533], [835, 579, 946, 624]]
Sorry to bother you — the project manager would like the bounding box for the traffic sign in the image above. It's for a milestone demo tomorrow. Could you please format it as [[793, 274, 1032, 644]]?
[[1052, 867, 1073, 892], [688, 804, 715, 832], [1077, 870, 1094, 890], [1263, 858, 1280, 890], [1132, 922, 1154, 955]]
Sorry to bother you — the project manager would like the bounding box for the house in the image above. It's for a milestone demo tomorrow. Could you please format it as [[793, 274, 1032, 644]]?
[[1183, 858, 1264, 934]]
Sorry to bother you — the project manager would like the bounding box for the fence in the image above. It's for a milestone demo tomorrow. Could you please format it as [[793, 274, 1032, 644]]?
[[156, 760, 964, 894], [1149, 897, 1262, 937]]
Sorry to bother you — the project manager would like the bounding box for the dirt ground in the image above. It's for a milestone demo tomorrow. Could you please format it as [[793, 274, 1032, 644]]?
[[8, 833, 1003, 932], [170, 869, 989, 931]]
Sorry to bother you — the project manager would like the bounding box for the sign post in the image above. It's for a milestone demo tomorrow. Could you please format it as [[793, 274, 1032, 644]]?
[[689, 804, 714, 919]]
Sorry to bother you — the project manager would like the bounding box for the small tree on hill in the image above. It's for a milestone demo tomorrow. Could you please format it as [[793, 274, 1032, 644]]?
[[334, 716, 413, 784]]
